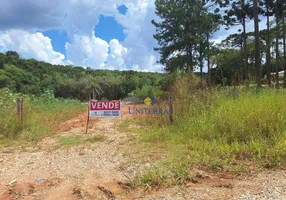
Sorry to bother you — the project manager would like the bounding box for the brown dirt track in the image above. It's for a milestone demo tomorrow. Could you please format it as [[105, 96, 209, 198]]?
[[0, 105, 285, 200]]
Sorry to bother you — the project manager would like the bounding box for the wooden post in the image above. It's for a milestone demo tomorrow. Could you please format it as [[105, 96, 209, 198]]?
[[233, 86, 239, 99], [17, 98, 23, 121], [17, 98, 24, 129], [85, 101, 90, 134], [169, 92, 174, 123]]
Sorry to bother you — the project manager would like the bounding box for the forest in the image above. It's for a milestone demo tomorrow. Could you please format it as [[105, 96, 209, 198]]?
[[0, 51, 167, 101], [0, 1, 284, 101], [152, 0, 286, 87], [0, 1, 285, 100]]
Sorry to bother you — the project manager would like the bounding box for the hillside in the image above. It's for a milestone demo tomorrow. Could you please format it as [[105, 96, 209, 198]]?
[[0, 51, 166, 100]]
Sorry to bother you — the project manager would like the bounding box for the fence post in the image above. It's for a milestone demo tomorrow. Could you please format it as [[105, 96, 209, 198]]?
[[169, 92, 174, 123], [17, 98, 23, 121]]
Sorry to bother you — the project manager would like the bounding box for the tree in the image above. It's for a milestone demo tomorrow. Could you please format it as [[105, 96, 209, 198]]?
[[274, 0, 283, 87], [219, 0, 253, 80], [5, 51, 19, 59], [86, 81, 103, 100], [198, 12, 221, 83], [262, 0, 274, 86], [283, 10, 286, 87], [152, 0, 207, 73], [254, 0, 261, 87], [212, 48, 243, 85]]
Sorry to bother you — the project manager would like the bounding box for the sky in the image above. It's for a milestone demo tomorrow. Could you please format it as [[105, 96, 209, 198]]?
[[0, 0, 267, 72]]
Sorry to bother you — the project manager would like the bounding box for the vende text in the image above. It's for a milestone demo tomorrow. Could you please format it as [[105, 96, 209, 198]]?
[[90, 101, 120, 111]]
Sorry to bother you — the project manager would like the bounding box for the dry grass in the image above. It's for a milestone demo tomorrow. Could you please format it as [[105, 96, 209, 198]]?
[[125, 75, 286, 188]]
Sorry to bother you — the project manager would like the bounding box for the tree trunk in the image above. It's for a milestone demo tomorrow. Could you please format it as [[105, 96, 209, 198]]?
[[243, 15, 248, 80], [275, 16, 280, 88], [199, 42, 203, 82], [266, 4, 271, 87], [188, 45, 193, 73], [200, 58, 203, 82], [207, 33, 211, 85], [254, 0, 261, 88], [283, 16, 286, 88]]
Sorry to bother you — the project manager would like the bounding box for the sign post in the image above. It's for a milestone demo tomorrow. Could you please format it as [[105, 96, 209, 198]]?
[[85, 103, 90, 134], [85, 100, 121, 134]]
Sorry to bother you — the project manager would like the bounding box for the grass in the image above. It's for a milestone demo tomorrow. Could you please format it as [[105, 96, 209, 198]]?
[[58, 135, 83, 147], [0, 89, 86, 148], [125, 76, 286, 189], [57, 135, 106, 148], [85, 135, 105, 143]]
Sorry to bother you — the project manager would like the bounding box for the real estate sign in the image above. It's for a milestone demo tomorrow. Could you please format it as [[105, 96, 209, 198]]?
[[89, 101, 121, 117]]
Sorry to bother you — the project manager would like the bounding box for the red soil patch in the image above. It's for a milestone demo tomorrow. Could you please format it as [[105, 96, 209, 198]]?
[[57, 112, 98, 133]]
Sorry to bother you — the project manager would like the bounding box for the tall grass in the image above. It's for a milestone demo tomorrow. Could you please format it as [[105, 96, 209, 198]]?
[[0, 89, 85, 146], [133, 75, 286, 187]]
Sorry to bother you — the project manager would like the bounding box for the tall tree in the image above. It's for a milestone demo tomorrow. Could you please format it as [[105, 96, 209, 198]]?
[[220, 0, 253, 80], [152, 0, 207, 73], [254, 0, 261, 87], [274, 0, 282, 87], [262, 0, 274, 86]]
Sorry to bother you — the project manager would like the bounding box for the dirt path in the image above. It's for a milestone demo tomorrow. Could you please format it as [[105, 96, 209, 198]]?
[[0, 106, 286, 199], [0, 107, 133, 200]]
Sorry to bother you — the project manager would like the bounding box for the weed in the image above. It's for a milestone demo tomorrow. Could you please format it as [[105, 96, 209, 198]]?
[[57, 135, 83, 147], [85, 135, 105, 143], [130, 75, 286, 187], [0, 88, 86, 145]]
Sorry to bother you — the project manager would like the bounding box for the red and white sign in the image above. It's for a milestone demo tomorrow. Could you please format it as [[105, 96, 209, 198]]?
[[89, 101, 121, 117]]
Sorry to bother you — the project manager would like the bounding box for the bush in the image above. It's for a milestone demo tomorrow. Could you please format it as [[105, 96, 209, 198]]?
[[129, 85, 168, 100], [135, 75, 286, 187], [0, 88, 85, 146]]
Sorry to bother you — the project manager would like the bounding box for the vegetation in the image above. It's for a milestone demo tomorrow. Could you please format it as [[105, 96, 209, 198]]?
[[126, 75, 286, 188], [0, 51, 166, 101], [0, 88, 85, 147], [152, 0, 286, 87], [57, 135, 105, 148], [1, 0, 286, 192]]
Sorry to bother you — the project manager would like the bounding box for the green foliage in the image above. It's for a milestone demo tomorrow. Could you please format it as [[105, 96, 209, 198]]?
[[131, 76, 286, 187], [85, 135, 106, 143], [0, 89, 25, 140], [152, 0, 220, 73], [57, 136, 83, 148], [0, 89, 85, 146], [57, 135, 105, 148], [0, 52, 166, 101], [130, 85, 167, 100]]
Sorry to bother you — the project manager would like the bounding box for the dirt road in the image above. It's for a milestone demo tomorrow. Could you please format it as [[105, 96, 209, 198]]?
[[0, 106, 285, 199]]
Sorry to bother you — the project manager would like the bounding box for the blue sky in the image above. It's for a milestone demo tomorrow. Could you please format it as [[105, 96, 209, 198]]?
[[0, 0, 267, 72]]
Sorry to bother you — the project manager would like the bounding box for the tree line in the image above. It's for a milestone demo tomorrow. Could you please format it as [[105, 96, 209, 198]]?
[[0, 51, 167, 100], [152, 0, 286, 87]]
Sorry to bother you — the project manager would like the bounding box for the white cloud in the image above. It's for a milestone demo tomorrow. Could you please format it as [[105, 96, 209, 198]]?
[[0, 0, 271, 72], [0, 0, 164, 72], [65, 32, 109, 68], [0, 29, 65, 65], [114, 0, 164, 71], [102, 39, 127, 70]]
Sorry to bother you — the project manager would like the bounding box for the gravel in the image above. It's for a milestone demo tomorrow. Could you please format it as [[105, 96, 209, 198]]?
[[1, 110, 286, 199]]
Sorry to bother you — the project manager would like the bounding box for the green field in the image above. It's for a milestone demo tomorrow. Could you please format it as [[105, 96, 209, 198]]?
[[124, 76, 286, 188]]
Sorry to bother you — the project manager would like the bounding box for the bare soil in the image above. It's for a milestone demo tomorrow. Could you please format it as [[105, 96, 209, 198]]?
[[0, 105, 285, 200]]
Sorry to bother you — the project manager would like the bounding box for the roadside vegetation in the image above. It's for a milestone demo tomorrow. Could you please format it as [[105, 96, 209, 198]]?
[[125, 75, 286, 189], [0, 88, 85, 148]]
